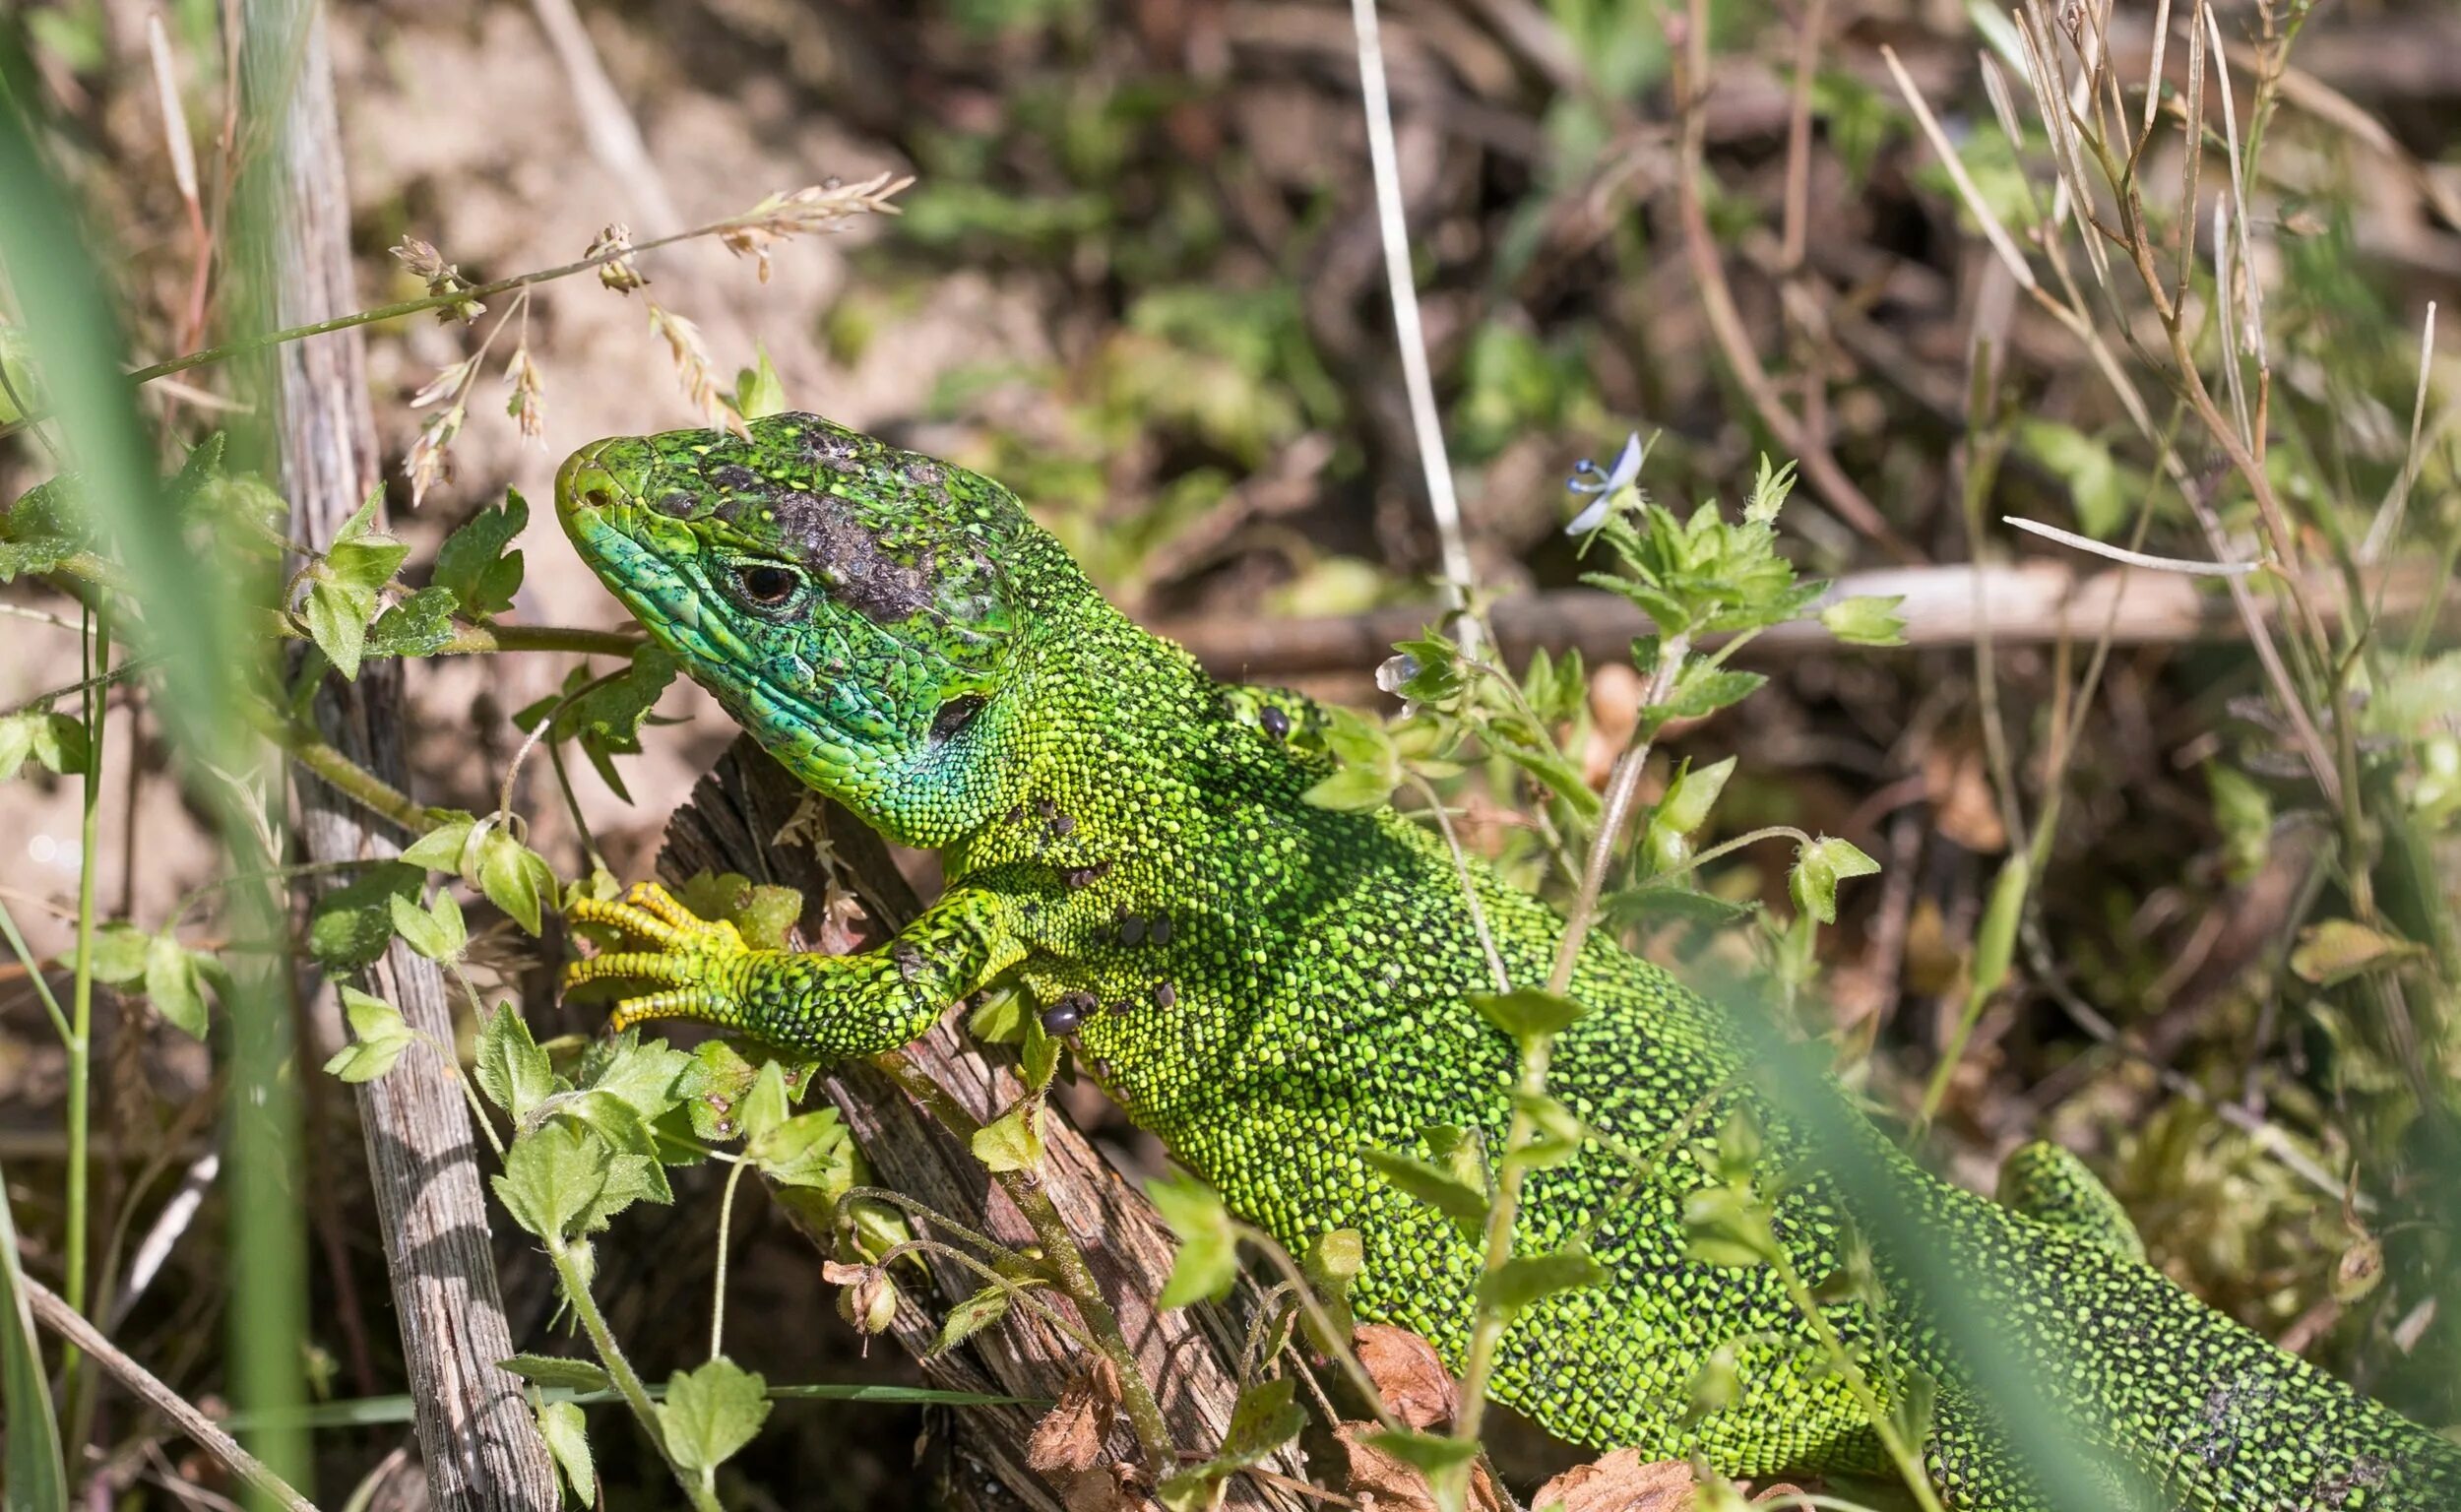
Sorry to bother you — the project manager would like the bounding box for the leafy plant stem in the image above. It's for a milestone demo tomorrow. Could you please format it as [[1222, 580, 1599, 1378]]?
[[1451, 631, 1691, 1453], [1765, 1243, 1946, 1512], [543, 1235, 723, 1512], [867, 1050, 1177, 1473], [709, 1157, 749, 1361], [60, 605, 110, 1456]]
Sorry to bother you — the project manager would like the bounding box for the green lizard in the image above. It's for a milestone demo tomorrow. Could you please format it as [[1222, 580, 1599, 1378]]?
[[551, 412, 2460, 1510]]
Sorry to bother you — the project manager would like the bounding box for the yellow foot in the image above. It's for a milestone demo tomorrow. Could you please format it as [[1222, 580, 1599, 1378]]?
[[563, 882, 751, 1032]]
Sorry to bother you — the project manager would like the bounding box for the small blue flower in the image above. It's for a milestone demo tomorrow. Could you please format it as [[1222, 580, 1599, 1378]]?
[[1564, 431, 1645, 536]]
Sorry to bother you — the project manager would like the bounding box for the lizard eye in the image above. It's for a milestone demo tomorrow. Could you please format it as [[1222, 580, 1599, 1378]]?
[[729, 563, 803, 610]]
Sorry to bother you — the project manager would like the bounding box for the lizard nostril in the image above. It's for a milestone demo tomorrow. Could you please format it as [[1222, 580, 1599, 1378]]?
[[582, 483, 615, 512]]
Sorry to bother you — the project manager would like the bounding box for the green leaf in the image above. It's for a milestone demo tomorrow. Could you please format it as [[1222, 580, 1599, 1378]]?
[[1021, 1020, 1062, 1092], [1504, 1093, 1586, 1171], [516, 647, 680, 804], [86, 921, 150, 984], [476, 1002, 557, 1119], [971, 1102, 1043, 1173], [1467, 987, 1584, 1044], [669, 870, 801, 952], [1475, 1249, 1606, 1314], [579, 1035, 694, 1124], [1819, 594, 1908, 647], [498, 1354, 614, 1392], [1788, 836, 1881, 926], [476, 829, 560, 935], [679, 1040, 762, 1142], [1682, 1185, 1778, 1269], [556, 1089, 663, 1163], [367, 585, 459, 659], [1686, 1340, 1741, 1422], [434, 491, 530, 619], [537, 1399, 595, 1507], [1149, 1170, 1240, 1308], [306, 862, 423, 972], [662, 1357, 771, 1480], [388, 888, 467, 964], [738, 1060, 793, 1146], [1360, 1149, 1487, 1240], [1663, 666, 1766, 722], [492, 1121, 606, 1242], [400, 813, 480, 873], [1969, 855, 2029, 999], [1299, 1228, 1362, 1349], [750, 1107, 857, 1194], [2017, 419, 2134, 538], [324, 985, 416, 1084], [144, 932, 210, 1040], [932, 1285, 1014, 1357], [734, 346, 789, 420], [1364, 1429, 1480, 1477], [967, 986, 1029, 1044], [0, 712, 89, 781], [1653, 756, 1735, 839], [2205, 763, 2273, 884], [2291, 919, 2422, 986], [1303, 706, 1400, 811], [573, 1148, 672, 1231]]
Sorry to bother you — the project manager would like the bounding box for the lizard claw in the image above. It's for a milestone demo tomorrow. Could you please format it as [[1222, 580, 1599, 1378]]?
[[563, 883, 753, 1034]]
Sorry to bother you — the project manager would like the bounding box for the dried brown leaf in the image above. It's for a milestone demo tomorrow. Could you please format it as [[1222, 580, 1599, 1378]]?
[[1335, 1423, 1505, 1512], [1028, 1358, 1121, 1477], [1529, 1449, 1698, 1512], [1353, 1324, 1457, 1431], [1054, 1465, 1140, 1512], [589, 223, 649, 294]]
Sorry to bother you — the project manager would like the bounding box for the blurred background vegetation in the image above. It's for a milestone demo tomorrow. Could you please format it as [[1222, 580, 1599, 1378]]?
[[2, 0, 2457, 1504]]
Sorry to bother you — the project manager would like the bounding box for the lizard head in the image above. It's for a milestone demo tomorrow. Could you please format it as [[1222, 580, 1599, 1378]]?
[[555, 411, 1056, 847]]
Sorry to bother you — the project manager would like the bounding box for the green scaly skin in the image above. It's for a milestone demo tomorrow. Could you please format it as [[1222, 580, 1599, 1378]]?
[[552, 413, 2460, 1510]]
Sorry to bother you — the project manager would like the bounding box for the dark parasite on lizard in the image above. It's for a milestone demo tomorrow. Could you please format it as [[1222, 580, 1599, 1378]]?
[[552, 412, 2461, 1510]]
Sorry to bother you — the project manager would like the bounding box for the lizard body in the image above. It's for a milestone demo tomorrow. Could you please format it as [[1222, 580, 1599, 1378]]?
[[552, 413, 2461, 1510]]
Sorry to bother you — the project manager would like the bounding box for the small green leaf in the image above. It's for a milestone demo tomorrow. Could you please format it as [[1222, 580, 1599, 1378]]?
[[1969, 854, 2029, 999], [1467, 987, 1584, 1044], [2205, 763, 2273, 883], [1360, 1150, 1487, 1240], [662, 1357, 771, 1480], [388, 888, 467, 963], [1504, 1093, 1586, 1171], [497, 1354, 613, 1392], [434, 491, 530, 619], [475, 830, 560, 935], [1363, 1429, 1481, 1476], [1475, 1249, 1606, 1314], [302, 576, 378, 681], [0, 712, 89, 781], [144, 932, 210, 1040], [475, 1003, 557, 1119], [306, 862, 423, 972], [367, 585, 460, 659], [734, 346, 789, 420], [400, 814, 480, 873], [738, 1060, 793, 1146], [1686, 1340, 1741, 1421], [87, 921, 150, 984], [1682, 1185, 1778, 1269], [492, 1121, 606, 1242], [679, 1040, 761, 1141], [1663, 666, 1766, 722], [1653, 756, 1735, 839], [1149, 1170, 1240, 1308], [1819, 594, 1908, 647], [750, 1107, 857, 1194], [2291, 919, 2422, 986], [932, 1285, 1014, 1357], [971, 1102, 1043, 1173], [537, 1399, 595, 1507], [1788, 836, 1881, 926], [324, 985, 415, 1083]]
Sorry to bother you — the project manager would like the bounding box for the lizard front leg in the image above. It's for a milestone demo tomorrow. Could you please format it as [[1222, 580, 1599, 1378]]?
[[564, 881, 1030, 1058]]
